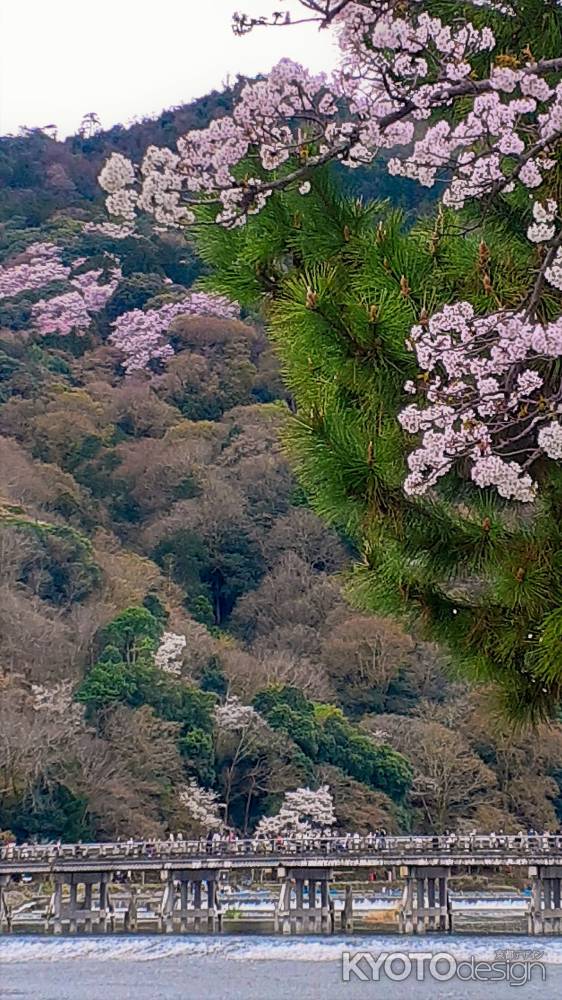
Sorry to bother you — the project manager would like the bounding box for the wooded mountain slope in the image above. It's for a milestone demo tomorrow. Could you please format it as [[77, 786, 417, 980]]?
[[1, 95, 561, 841]]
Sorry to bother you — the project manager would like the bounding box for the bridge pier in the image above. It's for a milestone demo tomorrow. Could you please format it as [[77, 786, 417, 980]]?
[[341, 884, 353, 932], [48, 873, 114, 934], [528, 866, 562, 934], [275, 868, 334, 935], [124, 886, 138, 932], [0, 875, 12, 932], [159, 870, 222, 933], [399, 867, 451, 934]]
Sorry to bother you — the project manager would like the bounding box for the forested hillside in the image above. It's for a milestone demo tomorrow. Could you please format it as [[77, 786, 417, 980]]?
[[2, 91, 562, 843]]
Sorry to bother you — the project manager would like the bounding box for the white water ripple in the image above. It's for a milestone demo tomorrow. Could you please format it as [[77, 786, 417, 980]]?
[[1, 934, 562, 965]]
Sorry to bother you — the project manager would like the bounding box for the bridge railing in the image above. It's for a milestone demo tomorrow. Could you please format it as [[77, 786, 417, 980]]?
[[2, 833, 562, 865]]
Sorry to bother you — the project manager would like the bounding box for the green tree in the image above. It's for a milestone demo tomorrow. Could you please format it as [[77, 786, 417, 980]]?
[[153, 526, 265, 625], [315, 704, 412, 801], [98, 606, 163, 664], [1, 783, 91, 843], [102, 272, 165, 322], [200, 655, 229, 697], [195, 164, 562, 721], [178, 728, 215, 785], [75, 649, 155, 711], [254, 685, 412, 801]]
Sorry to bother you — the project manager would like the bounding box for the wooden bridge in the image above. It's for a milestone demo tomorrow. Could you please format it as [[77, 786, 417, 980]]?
[[2, 833, 562, 935]]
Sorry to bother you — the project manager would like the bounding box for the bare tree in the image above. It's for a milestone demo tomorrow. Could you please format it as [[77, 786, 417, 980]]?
[[365, 714, 498, 833], [320, 612, 415, 714]]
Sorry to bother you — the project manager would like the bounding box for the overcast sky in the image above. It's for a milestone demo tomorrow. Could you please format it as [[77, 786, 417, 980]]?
[[0, 1, 337, 138]]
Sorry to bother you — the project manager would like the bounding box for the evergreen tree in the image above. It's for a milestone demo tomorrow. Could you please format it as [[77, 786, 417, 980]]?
[[97, 0, 562, 721], [195, 163, 562, 722]]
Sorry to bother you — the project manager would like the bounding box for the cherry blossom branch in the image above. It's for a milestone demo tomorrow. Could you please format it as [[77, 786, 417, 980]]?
[[524, 227, 562, 318], [96, 1, 562, 503]]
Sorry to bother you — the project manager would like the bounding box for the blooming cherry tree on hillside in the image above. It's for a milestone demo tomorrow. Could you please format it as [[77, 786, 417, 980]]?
[[154, 631, 187, 675], [108, 290, 239, 373], [32, 265, 122, 336], [214, 696, 262, 732], [178, 779, 224, 832], [255, 785, 336, 835], [0, 240, 122, 337], [0, 243, 70, 300]]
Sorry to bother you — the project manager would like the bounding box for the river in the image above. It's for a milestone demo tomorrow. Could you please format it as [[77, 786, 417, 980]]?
[[2, 935, 562, 999]]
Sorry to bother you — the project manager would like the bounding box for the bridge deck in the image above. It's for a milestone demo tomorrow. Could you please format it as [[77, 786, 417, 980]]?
[[2, 835, 562, 877]]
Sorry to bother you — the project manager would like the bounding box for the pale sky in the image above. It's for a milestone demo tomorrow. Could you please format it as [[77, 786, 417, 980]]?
[[0, 0, 338, 138]]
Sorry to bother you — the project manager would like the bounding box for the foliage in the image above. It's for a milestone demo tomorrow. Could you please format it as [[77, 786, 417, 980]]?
[[97, 0, 562, 723], [0, 513, 101, 604], [255, 784, 335, 835], [254, 685, 412, 802], [97, 606, 163, 662], [195, 165, 562, 722], [4, 55, 562, 840]]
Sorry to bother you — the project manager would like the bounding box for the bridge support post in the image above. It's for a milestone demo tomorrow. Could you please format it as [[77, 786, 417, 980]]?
[[124, 886, 138, 932], [438, 874, 449, 932], [0, 876, 12, 933], [307, 878, 316, 932], [161, 870, 222, 933], [179, 880, 189, 933], [275, 876, 292, 934], [193, 878, 202, 932], [98, 873, 113, 932], [415, 876, 426, 934], [206, 877, 219, 932], [399, 867, 451, 934], [399, 873, 413, 934], [292, 878, 304, 933], [53, 876, 63, 935], [84, 882, 93, 933], [276, 869, 334, 935], [341, 884, 353, 933], [69, 881, 78, 933], [160, 873, 176, 933], [48, 873, 113, 934], [320, 878, 332, 934], [528, 866, 562, 934]]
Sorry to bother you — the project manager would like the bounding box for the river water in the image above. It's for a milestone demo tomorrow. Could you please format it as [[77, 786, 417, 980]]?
[[1, 935, 562, 999]]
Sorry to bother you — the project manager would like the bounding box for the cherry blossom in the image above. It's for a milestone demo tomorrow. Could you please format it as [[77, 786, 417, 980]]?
[[178, 780, 224, 831], [154, 632, 186, 675], [214, 697, 261, 731], [398, 303, 562, 501], [98, 152, 136, 193], [255, 785, 336, 836], [538, 421, 562, 460], [31, 681, 84, 727], [108, 291, 239, 373], [100, 5, 562, 228], [83, 221, 137, 240], [31, 680, 75, 713], [32, 264, 121, 336], [0, 243, 70, 300]]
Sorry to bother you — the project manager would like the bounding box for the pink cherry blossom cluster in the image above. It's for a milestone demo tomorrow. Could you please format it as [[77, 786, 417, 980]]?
[[83, 221, 137, 240], [399, 302, 562, 501], [32, 291, 94, 336], [32, 264, 122, 336], [0, 242, 70, 300], [97, 0, 562, 502], [108, 291, 239, 373], [99, 5, 562, 228], [98, 147, 193, 227]]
